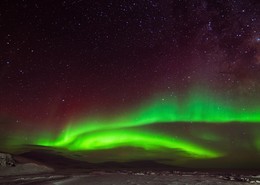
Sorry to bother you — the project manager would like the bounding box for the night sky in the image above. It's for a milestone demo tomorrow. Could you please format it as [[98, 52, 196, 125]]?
[[0, 0, 260, 168]]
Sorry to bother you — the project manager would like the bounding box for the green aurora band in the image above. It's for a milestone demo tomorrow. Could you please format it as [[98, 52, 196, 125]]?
[[38, 130, 222, 158], [36, 90, 260, 160]]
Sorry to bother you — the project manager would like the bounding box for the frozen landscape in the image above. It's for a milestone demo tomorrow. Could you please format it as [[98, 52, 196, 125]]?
[[0, 151, 259, 185]]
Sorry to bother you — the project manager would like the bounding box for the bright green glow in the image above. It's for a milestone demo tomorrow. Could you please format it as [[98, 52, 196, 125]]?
[[45, 89, 260, 146], [35, 89, 259, 160], [65, 91, 258, 138], [38, 130, 222, 158]]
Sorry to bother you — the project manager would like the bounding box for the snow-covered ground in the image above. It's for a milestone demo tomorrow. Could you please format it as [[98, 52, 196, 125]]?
[[1, 173, 260, 185]]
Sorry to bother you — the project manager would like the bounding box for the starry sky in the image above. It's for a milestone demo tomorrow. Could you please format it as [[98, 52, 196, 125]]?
[[0, 0, 260, 168]]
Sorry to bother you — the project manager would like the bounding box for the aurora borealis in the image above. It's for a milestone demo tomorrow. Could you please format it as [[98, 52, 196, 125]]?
[[0, 0, 259, 168], [33, 88, 259, 165]]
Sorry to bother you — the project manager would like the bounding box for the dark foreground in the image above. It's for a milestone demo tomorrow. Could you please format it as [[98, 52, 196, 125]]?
[[1, 171, 260, 185], [0, 150, 259, 185]]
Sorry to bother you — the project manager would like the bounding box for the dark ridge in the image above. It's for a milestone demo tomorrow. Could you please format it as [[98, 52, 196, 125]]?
[[17, 146, 260, 175], [19, 149, 184, 171]]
